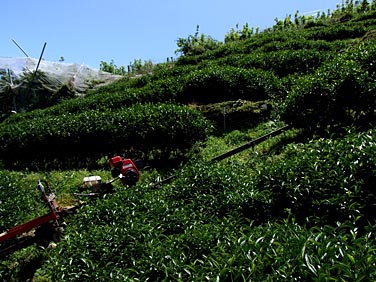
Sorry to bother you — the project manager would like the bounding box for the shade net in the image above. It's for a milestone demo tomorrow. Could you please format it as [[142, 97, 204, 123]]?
[[0, 57, 121, 93]]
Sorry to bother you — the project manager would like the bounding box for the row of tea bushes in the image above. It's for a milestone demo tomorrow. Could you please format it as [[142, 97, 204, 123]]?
[[218, 49, 335, 77], [3, 64, 279, 124], [282, 40, 376, 131], [255, 128, 376, 228], [0, 103, 211, 169], [37, 127, 376, 281]]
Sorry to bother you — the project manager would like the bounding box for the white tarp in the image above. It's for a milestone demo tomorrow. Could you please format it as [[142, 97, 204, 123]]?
[[0, 57, 122, 93]]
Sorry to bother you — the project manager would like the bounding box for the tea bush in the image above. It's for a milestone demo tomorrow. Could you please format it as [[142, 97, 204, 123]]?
[[304, 22, 370, 41], [179, 65, 280, 104], [255, 128, 376, 228], [3, 4, 376, 281], [0, 169, 89, 232], [193, 100, 270, 132], [38, 130, 376, 280], [0, 171, 45, 231], [222, 49, 335, 77], [282, 40, 376, 131], [0, 103, 211, 169]]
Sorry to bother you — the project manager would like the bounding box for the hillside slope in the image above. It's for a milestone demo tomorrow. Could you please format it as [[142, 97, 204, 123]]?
[[1, 2, 376, 281]]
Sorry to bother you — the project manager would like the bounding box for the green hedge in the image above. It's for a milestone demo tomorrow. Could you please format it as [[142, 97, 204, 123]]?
[[220, 49, 335, 77], [36, 128, 376, 281], [282, 40, 376, 130], [195, 100, 271, 131], [0, 103, 211, 169], [175, 22, 362, 69], [257, 38, 350, 53], [3, 85, 176, 126], [255, 128, 376, 227], [179, 65, 280, 103], [0, 171, 46, 231], [305, 19, 376, 41]]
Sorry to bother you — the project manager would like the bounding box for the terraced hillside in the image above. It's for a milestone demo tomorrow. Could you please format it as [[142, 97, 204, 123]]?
[[1, 2, 376, 281]]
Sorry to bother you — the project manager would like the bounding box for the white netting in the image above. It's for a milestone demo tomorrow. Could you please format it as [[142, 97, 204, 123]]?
[[0, 57, 122, 93]]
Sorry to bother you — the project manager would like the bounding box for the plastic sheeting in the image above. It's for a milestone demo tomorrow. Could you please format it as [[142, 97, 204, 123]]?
[[0, 57, 122, 93]]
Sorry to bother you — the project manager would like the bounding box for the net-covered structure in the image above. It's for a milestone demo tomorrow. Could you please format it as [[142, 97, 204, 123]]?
[[0, 57, 121, 118]]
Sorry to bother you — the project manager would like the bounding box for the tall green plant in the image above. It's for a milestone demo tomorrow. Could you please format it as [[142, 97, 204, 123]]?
[[99, 59, 127, 75], [175, 25, 222, 56]]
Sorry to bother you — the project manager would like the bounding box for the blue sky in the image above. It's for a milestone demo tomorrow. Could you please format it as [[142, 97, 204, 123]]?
[[2, 0, 341, 69]]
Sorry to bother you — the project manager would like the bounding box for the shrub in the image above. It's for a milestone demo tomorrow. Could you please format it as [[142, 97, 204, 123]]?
[[179, 65, 280, 104], [194, 100, 270, 132], [255, 128, 376, 227], [38, 133, 376, 280], [0, 104, 211, 169], [282, 40, 376, 130]]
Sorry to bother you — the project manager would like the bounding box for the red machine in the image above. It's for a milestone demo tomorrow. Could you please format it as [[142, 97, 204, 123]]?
[[0, 180, 69, 257], [109, 156, 140, 186], [74, 156, 141, 198], [0, 156, 141, 257]]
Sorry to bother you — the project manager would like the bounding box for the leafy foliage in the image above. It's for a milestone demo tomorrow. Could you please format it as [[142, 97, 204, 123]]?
[[282, 40, 376, 131], [0, 103, 211, 169], [2, 2, 376, 281], [255, 128, 376, 227], [99, 59, 127, 75], [180, 65, 280, 103], [32, 127, 376, 281], [175, 25, 222, 56], [99, 59, 155, 76]]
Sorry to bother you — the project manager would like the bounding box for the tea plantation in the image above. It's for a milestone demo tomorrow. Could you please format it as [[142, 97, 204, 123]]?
[[1, 2, 376, 281]]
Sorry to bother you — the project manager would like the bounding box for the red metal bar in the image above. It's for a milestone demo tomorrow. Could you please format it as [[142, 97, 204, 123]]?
[[0, 212, 58, 243]]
